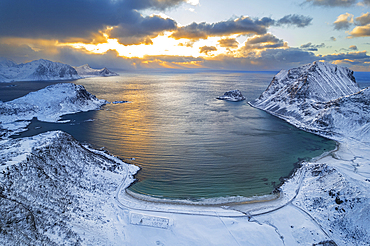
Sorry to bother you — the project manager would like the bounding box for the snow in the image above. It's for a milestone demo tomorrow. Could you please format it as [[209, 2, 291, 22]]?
[[250, 61, 370, 143], [217, 89, 246, 101], [0, 59, 81, 82], [74, 64, 119, 78], [1, 62, 370, 245], [0, 83, 107, 123]]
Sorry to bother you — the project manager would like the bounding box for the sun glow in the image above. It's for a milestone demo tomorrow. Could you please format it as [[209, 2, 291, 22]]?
[[58, 32, 242, 59]]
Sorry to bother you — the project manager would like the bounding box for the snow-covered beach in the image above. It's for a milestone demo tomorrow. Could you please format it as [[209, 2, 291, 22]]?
[[1, 62, 370, 245]]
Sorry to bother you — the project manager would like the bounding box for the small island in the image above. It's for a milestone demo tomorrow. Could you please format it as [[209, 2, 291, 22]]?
[[217, 89, 246, 101]]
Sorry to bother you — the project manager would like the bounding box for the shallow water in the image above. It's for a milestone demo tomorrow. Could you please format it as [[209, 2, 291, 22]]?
[[9, 71, 339, 202]]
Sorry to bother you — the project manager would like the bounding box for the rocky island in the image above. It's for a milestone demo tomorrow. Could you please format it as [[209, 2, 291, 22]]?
[[217, 89, 246, 101]]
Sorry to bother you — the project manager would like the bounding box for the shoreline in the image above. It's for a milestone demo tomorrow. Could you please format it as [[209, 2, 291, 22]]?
[[121, 138, 339, 209], [113, 136, 340, 217]]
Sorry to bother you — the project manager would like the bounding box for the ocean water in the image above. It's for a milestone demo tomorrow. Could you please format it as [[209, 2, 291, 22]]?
[[6, 71, 340, 203]]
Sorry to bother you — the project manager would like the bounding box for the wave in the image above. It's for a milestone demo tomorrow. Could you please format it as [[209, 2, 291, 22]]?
[[126, 189, 279, 206]]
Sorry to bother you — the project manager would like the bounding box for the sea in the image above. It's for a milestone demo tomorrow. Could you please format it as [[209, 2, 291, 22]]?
[[3, 70, 369, 203]]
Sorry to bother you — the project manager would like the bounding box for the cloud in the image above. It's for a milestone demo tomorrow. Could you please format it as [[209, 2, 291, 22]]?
[[170, 14, 312, 41], [354, 12, 370, 26], [349, 45, 358, 50], [199, 46, 217, 54], [0, 0, 186, 41], [357, 0, 370, 5], [344, 12, 370, 38], [349, 25, 370, 37], [202, 48, 318, 71], [218, 38, 239, 48], [321, 50, 370, 61], [333, 13, 354, 30], [304, 0, 357, 7], [319, 51, 370, 70], [186, 0, 200, 5], [108, 15, 177, 45], [237, 34, 288, 57], [330, 36, 337, 41], [244, 34, 286, 47], [170, 16, 274, 40], [275, 15, 313, 28], [300, 42, 326, 51]]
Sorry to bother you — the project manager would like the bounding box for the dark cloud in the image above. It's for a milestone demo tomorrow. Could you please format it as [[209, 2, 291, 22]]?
[[300, 42, 325, 51], [170, 14, 311, 41], [218, 38, 239, 48], [170, 16, 274, 40], [240, 34, 287, 53], [304, 0, 357, 7], [202, 48, 318, 71], [246, 34, 283, 45], [275, 15, 313, 28], [124, 0, 187, 11], [199, 46, 217, 54], [0, 0, 184, 41], [258, 48, 317, 65], [321, 50, 370, 62], [0, 41, 135, 70], [330, 36, 337, 41], [109, 15, 177, 45], [355, 13, 370, 26], [319, 51, 370, 70]]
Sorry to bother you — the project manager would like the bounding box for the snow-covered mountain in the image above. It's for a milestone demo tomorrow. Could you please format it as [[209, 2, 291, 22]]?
[[0, 59, 81, 82], [0, 83, 107, 124], [250, 61, 369, 143], [0, 131, 139, 245], [74, 64, 119, 78]]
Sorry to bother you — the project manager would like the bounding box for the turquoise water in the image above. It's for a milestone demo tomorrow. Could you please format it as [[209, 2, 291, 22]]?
[[9, 72, 337, 202]]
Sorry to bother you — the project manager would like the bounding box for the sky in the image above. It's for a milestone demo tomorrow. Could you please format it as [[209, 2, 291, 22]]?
[[1, 0, 370, 71]]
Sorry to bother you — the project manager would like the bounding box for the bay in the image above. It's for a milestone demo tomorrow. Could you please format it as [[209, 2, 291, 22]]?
[[10, 71, 337, 202]]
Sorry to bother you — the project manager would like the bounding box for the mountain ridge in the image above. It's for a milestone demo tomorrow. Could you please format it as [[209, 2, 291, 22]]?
[[250, 61, 370, 143]]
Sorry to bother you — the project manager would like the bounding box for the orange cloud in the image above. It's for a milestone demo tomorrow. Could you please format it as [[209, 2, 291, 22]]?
[[349, 25, 370, 37]]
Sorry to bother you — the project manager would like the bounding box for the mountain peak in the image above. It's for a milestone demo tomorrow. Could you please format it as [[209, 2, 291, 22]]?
[[250, 61, 369, 142], [259, 61, 359, 104]]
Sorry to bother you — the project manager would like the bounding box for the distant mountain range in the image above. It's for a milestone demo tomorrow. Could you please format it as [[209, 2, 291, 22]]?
[[74, 64, 118, 78], [0, 58, 119, 82]]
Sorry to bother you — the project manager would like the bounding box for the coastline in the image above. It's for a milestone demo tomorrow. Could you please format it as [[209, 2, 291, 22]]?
[[1, 73, 369, 244], [113, 134, 340, 216]]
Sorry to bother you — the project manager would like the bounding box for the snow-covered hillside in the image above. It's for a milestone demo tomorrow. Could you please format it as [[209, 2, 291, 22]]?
[[74, 64, 119, 78], [0, 59, 81, 82], [250, 61, 369, 143], [0, 83, 107, 137], [0, 83, 107, 123], [0, 131, 139, 245]]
